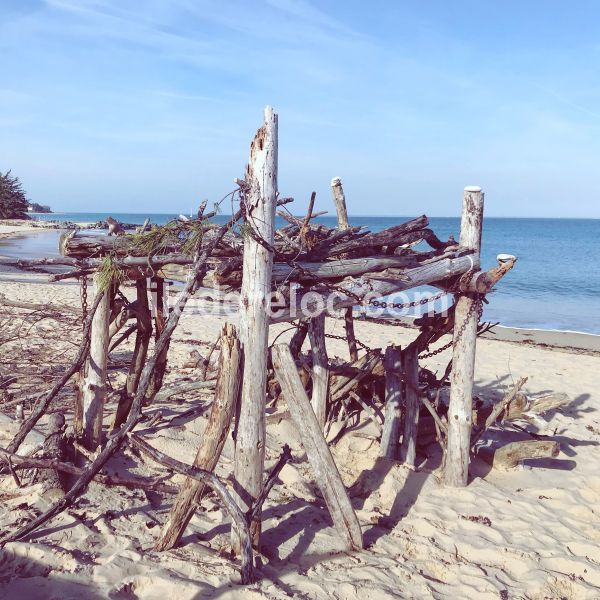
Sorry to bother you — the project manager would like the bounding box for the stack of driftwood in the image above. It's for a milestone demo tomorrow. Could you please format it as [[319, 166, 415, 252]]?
[[0, 107, 567, 585]]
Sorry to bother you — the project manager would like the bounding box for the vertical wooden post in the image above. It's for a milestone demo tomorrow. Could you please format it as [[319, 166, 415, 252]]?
[[234, 106, 278, 547], [331, 177, 349, 230], [308, 313, 329, 429], [155, 323, 241, 551], [289, 319, 309, 359], [399, 345, 420, 466], [81, 280, 112, 450], [331, 176, 358, 361], [380, 345, 402, 459], [344, 309, 359, 362], [112, 277, 152, 430], [445, 186, 484, 487], [272, 344, 363, 551], [147, 276, 169, 403]]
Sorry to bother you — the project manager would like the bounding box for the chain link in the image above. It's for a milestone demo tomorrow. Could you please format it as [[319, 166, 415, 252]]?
[[80, 276, 88, 329], [324, 331, 372, 352], [418, 294, 484, 359]]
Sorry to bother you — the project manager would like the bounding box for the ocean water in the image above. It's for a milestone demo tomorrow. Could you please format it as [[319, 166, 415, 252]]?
[[8, 213, 600, 335]]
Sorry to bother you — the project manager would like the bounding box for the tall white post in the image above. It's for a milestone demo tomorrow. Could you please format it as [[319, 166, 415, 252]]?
[[81, 280, 112, 450], [233, 106, 278, 547], [445, 186, 484, 487]]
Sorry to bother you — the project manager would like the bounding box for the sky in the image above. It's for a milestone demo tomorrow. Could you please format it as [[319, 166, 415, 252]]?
[[1, 0, 599, 218]]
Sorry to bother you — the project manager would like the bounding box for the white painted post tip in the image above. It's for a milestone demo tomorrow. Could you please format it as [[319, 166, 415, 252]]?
[[464, 186, 482, 192], [331, 177, 342, 186]]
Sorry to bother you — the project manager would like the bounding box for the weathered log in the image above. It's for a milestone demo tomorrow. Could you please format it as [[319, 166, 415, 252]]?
[[440, 254, 517, 294], [146, 277, 169, 404], [308, 313, 329, 429], [270, 252, 479, 323], [476, 440, 560, 469], [35, 413, 67, 497], [0, 293, 80, 315], [329, 350, 383, 402], [79, 280, 114, 450], [155, 323, 241, 552], [234, 106, 278, 548], [331, 177, 359, 361], [327, 215, 428, 255], [289, 320, 309, 359], [331, 177, 350, 230], [399, 346, 420, 466], [60, 229, 241, 259], [0, 448, 179, 494], [216, 255, 422, 287], [380, 345, 402, 459], [272, 344, 363, 551], [153, 380, 216, 402], [445, 186, 484, 487], [112, 279, 153, 429], [248, 444, 293, 524]]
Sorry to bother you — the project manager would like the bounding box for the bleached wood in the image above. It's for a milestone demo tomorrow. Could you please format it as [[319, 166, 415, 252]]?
[[399, 346, 420, 466], [272, 344, 363, 550], [308, 313, 329, 429], [477, 440, 560, 469], [331, 177, 350, 230], [380, 345, 402, 459], [155, 323, 241, 551], [271, 252, 478, 322], [81, 280, 113, 450], [445, 187, 484, 487], [233, 106, 278, 547], [112, 278, 152, 429]]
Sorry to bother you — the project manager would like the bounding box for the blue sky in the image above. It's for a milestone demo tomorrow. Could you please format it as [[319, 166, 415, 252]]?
[[1, 0, 599, 217]]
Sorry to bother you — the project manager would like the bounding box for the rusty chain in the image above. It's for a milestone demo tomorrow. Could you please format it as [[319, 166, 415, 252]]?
[[79, 276, 88, 329]]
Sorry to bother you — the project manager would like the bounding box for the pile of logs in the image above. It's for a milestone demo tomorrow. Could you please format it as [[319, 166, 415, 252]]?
[[1, 106, 564, 587]]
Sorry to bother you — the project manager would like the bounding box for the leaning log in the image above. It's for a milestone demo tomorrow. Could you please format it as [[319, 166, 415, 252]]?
[[272, 344, 363, 551], [128, 434, 254, 584], [155, 323, 241, 551]]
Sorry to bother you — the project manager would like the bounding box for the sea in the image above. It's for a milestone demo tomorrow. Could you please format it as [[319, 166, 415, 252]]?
[[2, 212, 599, 335]]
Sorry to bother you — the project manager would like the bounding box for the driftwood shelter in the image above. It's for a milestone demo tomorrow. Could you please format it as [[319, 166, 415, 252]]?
[[0, 107, 569, 584]]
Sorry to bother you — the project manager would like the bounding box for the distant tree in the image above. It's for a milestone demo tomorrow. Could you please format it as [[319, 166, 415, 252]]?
[[0, 170, 30, 219]]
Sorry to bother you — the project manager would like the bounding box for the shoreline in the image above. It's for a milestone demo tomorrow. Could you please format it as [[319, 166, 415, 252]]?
[[362, 315, 600, 355]]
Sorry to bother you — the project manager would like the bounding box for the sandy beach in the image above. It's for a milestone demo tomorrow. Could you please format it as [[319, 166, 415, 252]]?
[[1, 248, 599, 599]]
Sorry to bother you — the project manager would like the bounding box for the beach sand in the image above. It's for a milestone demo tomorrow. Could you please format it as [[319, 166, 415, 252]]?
[[1, 266, 599, 598]]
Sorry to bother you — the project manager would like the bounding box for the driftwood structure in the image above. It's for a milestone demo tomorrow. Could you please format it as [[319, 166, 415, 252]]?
[[1, 106, 564, 587]]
